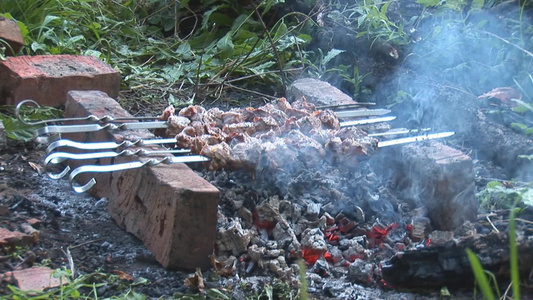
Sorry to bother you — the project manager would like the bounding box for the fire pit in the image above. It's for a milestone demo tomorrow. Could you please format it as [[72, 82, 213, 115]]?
[[13, 78, 532, 299]]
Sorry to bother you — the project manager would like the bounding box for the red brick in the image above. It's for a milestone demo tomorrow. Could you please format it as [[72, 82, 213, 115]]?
[[0, 227, 35, 250], [0, 55, 120, 107], [393, 141, 477, 231], [63, 90, 219, 270], [5, 266, 66, 291], [0, 17, 23, 55]]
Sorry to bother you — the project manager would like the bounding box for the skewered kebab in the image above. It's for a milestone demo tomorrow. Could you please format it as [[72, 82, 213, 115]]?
[[157, 97, 379, 172]]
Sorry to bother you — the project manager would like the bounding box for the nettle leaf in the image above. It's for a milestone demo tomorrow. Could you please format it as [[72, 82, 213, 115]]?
[[175, 42, 192, 59], [217, 31, 234, 58], [322, 49, 345, 65]]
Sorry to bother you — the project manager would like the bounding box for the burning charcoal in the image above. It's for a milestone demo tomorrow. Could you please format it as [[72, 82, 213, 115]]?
[[301, 228, 328, 265], [268, 256, 293, 279], [409, 216, 432, 242], [210, 255, 237, 277], [253, 196, 281, 232], [247, 244, 267, 264], [347, 259, 374, 283], [272, 218, 301, 255], [364, 190, 397, 222], [428, 230, 454, 247], [305, 202, 321, 220], [340, 237, 366, 263], [324, 246, 343, 266], [216, 219, 251, 256], [239, 206, 254, 228], [310, 258, 330, 277], [453, 221, 477, 239]]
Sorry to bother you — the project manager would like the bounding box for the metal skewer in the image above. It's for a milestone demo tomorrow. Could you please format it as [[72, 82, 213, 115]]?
[[368, 128, 432, 137], [335, 109, 391, 119], [377, 132, 455, 148], [44, 148, 191, 179], [69, 155, 210, 193], [46, 138, 180, 154], [16, 99, 161, 125], [340, 116, 396, 127]]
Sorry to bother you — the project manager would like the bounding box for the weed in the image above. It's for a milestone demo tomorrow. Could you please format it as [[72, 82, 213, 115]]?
[[469, 186, 527, 299]]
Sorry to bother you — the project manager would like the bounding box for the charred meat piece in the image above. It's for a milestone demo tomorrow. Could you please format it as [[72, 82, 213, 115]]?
[[179, 105, 205, 121], [166, 115, 191, 136], [200, 142, 233, 171], [159, 105, 175, 121]]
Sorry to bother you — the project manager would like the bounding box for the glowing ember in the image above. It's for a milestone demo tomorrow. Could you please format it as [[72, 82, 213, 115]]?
[[302, 247, 327, 265], [366, 223, 398, 248]]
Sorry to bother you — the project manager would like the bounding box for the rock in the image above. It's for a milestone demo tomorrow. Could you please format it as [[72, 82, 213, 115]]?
[[287, 78, 357, 106]]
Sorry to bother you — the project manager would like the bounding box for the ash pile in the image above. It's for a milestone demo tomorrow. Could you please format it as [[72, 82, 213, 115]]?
[[155, 80, 533, 298]]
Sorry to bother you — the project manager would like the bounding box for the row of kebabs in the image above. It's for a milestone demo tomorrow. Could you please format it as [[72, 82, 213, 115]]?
[[158, 97, 378, 171]]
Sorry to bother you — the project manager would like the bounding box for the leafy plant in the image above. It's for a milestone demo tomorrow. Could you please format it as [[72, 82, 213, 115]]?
[[6, 268, 150, 299], [0, 105, 63, 141], [467, 195, 524, 299], [477, 181, 533, 210]]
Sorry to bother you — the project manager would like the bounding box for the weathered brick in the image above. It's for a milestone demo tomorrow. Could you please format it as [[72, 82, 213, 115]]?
[[0, 55, 120, 107], [0, 227, 35, 250], [391, 141, 477, 231], [287, 78, 357, 106], [4, 267, 66, 291], [63, 90, 219, 270], [0, 16, 23, 55]]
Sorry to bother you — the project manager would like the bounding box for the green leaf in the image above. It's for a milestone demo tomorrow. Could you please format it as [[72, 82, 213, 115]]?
[[205, 288, 230, 299], [83, 49, 103, 58], [511, 122, 528, 131], [322, 49, 345, 66], [42, 15, 60, 27], [216, 31, 234, 58], [511, 98, 533, 112], [466, 249, 496, 300], [487, 181, 503, 188]]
